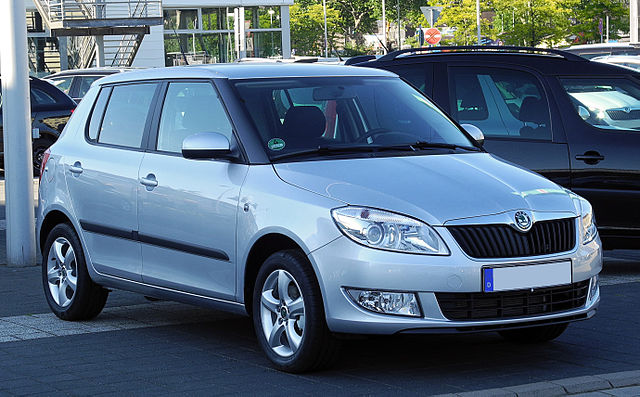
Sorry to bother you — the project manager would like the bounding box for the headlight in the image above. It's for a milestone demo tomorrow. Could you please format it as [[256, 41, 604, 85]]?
[[331, 207, 449, 255], [579, 198, 597, 245]]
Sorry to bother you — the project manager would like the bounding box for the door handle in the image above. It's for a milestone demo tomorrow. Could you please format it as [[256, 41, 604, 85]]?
[[69, 161, 83, 174], [140, 173, 158, 188], [575, 151, 604, 165]]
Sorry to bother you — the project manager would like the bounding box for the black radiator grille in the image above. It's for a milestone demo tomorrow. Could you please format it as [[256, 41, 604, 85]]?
[[607, 109, 640, 120], [447, 218, 576, 259], [436, 280, 589, 321]]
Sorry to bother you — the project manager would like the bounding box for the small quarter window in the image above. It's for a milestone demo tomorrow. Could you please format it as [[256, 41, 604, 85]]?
[[98, 83, 156, 148], [31, 87, 57, 105], [87, 87, 111, 141]]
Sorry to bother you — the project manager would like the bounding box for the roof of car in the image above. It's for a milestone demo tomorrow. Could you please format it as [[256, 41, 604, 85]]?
[[46, 67, 138, 78], [358, 46, 638, 76], [96, 63, 396, 85], [565, 43, 640, 49]]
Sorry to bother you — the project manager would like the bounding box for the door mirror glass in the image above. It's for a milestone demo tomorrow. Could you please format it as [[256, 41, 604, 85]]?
[[182, 132, 231, 159], [461, 123, 484, 145], [577, 105, 590, 121]]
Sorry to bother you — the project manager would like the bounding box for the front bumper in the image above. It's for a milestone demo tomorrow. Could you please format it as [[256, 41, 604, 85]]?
[[309, 226, 602, 335]]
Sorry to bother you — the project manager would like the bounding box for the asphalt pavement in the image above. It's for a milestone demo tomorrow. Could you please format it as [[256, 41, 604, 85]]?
[[0, 180, 639, 396]]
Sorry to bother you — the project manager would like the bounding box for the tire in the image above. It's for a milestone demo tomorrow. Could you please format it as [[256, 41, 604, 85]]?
[[498, 323, 569, 343], [252, 249, 340, 373], [33, 136, 55, 176], [42, 223, 108, 321]]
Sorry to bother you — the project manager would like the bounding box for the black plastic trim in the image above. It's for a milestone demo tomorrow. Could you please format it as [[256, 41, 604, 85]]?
[[79, 221, 229, 261]]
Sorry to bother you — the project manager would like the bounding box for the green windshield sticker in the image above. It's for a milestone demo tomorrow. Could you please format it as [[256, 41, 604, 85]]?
[[268, 138, 286, 151]]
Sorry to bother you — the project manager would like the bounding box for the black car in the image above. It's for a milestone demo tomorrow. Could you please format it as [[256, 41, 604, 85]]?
[[0, 76, 76, 173], [45, 67, 134, 102], [354, 46, 640, 249]]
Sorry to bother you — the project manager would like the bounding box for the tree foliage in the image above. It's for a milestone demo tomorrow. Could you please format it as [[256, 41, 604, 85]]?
[[290, 2, 340, 56], [436, 0, 494, 45]]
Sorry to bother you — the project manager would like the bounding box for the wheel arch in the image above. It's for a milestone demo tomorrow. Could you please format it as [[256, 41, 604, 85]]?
[[243, 232, 311, 316], [39, 208, 75, 254]]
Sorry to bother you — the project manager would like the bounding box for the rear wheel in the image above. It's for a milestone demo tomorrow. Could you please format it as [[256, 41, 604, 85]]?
[[42, 223, 108, 320], [499, 323, 569, 343], [253, 249, 340, 372], [33, 136, 55, 176]]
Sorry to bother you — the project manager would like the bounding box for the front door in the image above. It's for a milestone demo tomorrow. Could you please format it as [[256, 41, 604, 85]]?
[[138, 80, 248, 300], [555, 77, 640, 242]]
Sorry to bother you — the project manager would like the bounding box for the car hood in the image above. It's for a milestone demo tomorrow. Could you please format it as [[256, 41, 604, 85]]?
[[273, 153, 578, 225], [569, 90, 640, 111]]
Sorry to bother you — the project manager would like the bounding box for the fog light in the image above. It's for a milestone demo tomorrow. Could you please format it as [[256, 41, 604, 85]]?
[[346, 288, 421, 317], [588, 275, 599, 302]]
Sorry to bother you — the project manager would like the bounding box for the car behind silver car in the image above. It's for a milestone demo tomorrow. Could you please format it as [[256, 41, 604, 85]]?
[[37, 64, 601, 372]]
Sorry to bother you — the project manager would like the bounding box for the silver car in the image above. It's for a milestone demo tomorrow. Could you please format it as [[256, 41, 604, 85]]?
[[37, 64, 602, 372]]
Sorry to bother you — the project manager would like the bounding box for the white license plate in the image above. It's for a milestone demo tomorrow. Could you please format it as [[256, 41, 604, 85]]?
[[483, 261, 572, 292]]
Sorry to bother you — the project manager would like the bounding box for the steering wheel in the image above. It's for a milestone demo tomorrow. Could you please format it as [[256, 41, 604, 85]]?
[[355, 128, 419, 144]]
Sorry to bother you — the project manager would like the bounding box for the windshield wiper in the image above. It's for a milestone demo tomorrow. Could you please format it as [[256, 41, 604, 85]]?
[[270, 144, 414, 161], [411, 141, 481, 152]]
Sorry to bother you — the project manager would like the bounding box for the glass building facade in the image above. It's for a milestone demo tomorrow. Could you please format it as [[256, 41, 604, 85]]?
[[163, 6, 285, 66]]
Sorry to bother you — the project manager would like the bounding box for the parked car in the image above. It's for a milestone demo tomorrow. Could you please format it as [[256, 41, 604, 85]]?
[[45, 67, 135, 102], [38, 64, 601, 372], [592, 55, 640, 72], [0, 76, 76, 174], [563, 43, 640, 59], [354, 46, 640, 249]]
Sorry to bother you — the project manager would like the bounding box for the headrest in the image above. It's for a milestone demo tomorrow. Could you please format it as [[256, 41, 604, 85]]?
[[519, 96, 548, 125]]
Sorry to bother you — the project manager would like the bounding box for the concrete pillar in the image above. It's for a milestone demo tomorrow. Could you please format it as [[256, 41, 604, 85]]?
[[281, 6, 291, 59], [59, 37, 68, 71], [238, 7, 246, 59], [0, 0, 37, 267], [96, 36, 105, 67], [632, 0, 638, 43]]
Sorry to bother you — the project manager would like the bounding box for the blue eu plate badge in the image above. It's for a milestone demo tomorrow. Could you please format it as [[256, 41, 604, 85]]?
[[483, 268, 494, 292]]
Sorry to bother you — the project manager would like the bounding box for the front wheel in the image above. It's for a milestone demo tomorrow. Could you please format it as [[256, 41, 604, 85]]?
[[498, 323, 569, 343], [42, 223, 109, 320], [253, 250, 340, 372]]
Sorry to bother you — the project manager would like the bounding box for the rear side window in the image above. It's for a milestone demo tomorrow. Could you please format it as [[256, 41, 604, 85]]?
[[77, 76, 102, 98], [31, 87, 57, 106], [50, 77, 73, 94], [449, 67, 551, 140], [96, 83, 156, 148]]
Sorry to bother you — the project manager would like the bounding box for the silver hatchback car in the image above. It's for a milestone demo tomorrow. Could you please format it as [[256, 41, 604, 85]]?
[[37, 64, 602, 372]]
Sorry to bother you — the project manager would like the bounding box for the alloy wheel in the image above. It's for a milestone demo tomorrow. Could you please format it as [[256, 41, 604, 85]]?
[[46, 237, 78, 307], [260, 269, 306, 358]]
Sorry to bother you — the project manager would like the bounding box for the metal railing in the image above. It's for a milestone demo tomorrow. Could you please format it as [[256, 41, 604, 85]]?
[[39, 0, 161, 23]]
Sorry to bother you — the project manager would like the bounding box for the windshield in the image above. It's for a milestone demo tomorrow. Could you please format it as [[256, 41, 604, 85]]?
[[232, 77, 475, 160]]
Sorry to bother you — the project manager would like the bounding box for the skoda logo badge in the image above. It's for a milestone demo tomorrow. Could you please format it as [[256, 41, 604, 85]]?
[[624, 107, 631, 113], [514, 211, 532, 232]]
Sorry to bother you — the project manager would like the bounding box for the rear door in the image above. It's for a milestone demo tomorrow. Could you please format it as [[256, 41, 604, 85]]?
[[64, 81, 160, 281], [137, 80, 248, 300], [554, 76, 640, 239], [443, 64, 571, 186]]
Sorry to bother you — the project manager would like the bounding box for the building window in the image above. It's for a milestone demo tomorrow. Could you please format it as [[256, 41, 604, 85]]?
[[245, 6, 280, 29], [163, 6, 284, 66]]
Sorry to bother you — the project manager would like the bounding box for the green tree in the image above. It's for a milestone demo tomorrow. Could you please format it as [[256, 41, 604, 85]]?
[[568, 0, 628, 43], [493, 0, 573, 47], [290, 2, 340, 56], [436, 0, 494, 45]]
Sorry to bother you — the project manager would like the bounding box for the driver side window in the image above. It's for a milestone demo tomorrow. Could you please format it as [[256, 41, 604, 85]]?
[[157, 81, 233, 154]]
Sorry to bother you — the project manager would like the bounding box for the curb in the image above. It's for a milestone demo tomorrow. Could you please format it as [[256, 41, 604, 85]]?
[[432, 370, 640, 397]]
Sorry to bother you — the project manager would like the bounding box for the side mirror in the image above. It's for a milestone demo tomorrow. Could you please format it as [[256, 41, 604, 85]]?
[[577, 105, 590, 121], [182, 132, 233, 160], [460, 123, 485, 145]]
